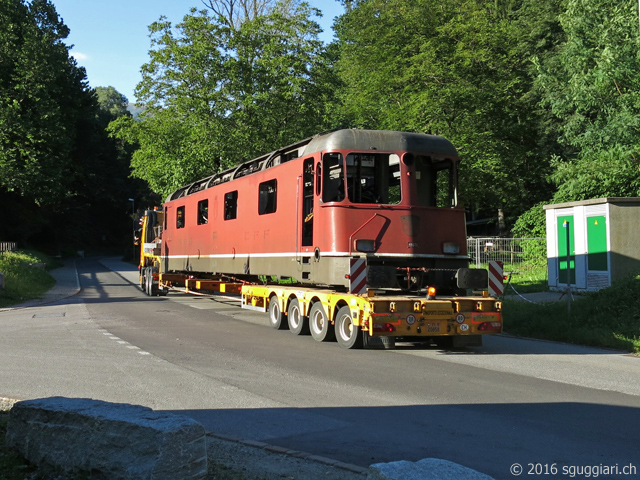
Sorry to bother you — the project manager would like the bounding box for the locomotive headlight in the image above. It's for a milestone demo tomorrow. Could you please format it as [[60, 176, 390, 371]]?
[[443, 242, 460, 254], [355, 239, 376, 252]]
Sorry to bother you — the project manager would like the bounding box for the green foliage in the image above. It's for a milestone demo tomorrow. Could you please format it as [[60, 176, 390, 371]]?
[[95, 86, 130, 118], [333, 0, 560, 222], [504, 273, 640, 353], [505, 262, 549, 293], [111, 2, 341, 198], [0, 250, 57, 308], [0, 1, 147, 252], [535, 0, 640, 201], [0, 0, 90, 205], [511, 202, 548, 265]]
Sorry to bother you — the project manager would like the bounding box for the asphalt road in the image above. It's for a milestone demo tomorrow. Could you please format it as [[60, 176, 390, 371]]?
[[1, 258, 639, 480]]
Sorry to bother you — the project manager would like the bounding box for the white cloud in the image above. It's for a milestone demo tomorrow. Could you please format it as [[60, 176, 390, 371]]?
[[71, 51, 90, 61]]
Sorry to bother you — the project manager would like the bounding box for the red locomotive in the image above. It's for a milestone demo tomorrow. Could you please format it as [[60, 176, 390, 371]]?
[[159, 129, 482, 293]]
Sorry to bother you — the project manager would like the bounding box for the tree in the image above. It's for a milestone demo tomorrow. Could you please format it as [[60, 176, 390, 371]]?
[[535, 0, 640, 202], [333, 0, 558, 227], [201, 0, 302, 29], [96, 86, 130, 118], [111, 1, 340, 198], [0, 0, 90, 205]]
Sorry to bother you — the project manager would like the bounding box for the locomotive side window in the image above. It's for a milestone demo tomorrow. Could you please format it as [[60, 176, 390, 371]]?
[[415, 156, 457, 208], [258, 179, 277, 215], [197, 199, 208, 225], [176, 206, 185, 229], [322, 153, 345, 203], [345, 153, 401, 205], [315, 162, 322, 196], [224, 191, 238, 220]]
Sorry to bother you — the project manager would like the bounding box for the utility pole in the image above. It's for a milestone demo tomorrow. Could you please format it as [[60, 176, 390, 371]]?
[[129, 198, 135, 262]]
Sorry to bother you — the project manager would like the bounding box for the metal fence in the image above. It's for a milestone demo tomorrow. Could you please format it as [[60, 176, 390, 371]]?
[[467, 237, 544, 268], [0, 242, 17, 253]]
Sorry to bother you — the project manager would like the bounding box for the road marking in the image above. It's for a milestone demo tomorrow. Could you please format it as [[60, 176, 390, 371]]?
[[100, 330, 149, 356]]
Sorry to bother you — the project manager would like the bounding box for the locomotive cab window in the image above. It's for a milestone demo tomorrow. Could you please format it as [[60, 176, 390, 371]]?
[[322, 153, 345, 203], [258, 179, 277, 215], [224, 191, 238, 220], [176, 206, 185, 229], [415, 156, 458, 208], [197, 199, 208, 225], [345, 153, 401, 205]]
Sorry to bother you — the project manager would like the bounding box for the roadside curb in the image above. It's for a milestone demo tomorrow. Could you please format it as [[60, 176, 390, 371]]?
[[1, 396, 367, 477], [0, 396, 19, 411], [207, 432, 369, 475]]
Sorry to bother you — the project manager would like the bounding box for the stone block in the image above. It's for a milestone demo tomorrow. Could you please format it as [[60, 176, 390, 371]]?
[[368, 458, 495, 480], [6, 397, 207, 480]]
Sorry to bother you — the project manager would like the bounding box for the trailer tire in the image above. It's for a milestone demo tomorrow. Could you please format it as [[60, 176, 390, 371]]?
[[287, 298, 309, 335], [309, 302, 335, 342], [335, 306, 363, 349], [268, 295, 287, 330]]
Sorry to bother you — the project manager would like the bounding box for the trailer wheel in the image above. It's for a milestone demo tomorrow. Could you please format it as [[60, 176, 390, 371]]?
[[268, 295, 287, 330], [309, 302, 335, 342], [335, 306, 363, 349], [287, 298, 309, 335]]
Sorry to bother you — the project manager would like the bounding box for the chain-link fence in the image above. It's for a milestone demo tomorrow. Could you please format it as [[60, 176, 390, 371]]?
[[467, 237, 544, 268]]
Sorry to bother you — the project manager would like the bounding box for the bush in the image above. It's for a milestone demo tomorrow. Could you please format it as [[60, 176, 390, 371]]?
[[0, 250, 58, 308], [512, 202, 548, 266], [504, 273, 640, 353]]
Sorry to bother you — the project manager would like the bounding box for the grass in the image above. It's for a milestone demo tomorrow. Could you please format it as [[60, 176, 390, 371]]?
[[0, 250, 61, 308], [503, 262, 549, 293], [503, 272, 640, 353]]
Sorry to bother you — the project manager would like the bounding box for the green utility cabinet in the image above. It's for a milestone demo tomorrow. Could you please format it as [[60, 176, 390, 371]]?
[[544, 198, 640, 292]]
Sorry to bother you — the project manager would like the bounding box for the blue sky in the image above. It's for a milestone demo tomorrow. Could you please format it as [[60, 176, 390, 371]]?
[[50, 0, 345, 103]]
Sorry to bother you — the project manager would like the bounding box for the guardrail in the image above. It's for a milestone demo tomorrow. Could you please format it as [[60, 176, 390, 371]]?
[[0, 242, 17, 253]]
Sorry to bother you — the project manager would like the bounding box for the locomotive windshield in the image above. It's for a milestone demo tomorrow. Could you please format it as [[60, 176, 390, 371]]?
[[321, 151, 457, 207], [321, 152, 401, 205], [413, 155, 457, 208]]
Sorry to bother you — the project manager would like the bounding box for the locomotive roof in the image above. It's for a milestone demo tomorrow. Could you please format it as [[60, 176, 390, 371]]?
[[303, 129, 458, 158], [166, 129, 458, 202]]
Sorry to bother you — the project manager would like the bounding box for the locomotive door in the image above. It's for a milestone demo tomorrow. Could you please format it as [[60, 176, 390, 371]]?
[[301, 158, 314, 247]]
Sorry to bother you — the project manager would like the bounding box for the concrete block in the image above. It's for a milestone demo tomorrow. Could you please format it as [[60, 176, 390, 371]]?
[[368, 458, 495, 480], [6, 397, 207, 480]]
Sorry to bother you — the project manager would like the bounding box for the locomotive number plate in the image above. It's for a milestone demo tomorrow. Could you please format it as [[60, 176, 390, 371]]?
[[426, 323, 441, 333]]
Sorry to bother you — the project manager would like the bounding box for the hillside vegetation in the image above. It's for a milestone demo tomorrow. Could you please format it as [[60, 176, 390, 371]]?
[[504, 273, 640, 353]]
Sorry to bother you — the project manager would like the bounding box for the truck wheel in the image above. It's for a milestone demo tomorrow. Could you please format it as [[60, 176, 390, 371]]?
[[140, 268, 146, 291], [287, 298, 309, 335], [144, 267, 152, 296], [335, 306, 363, 349], [268, 295, 287, 330], [309, 302, 335, 342], [150, 267, 159, 296]]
